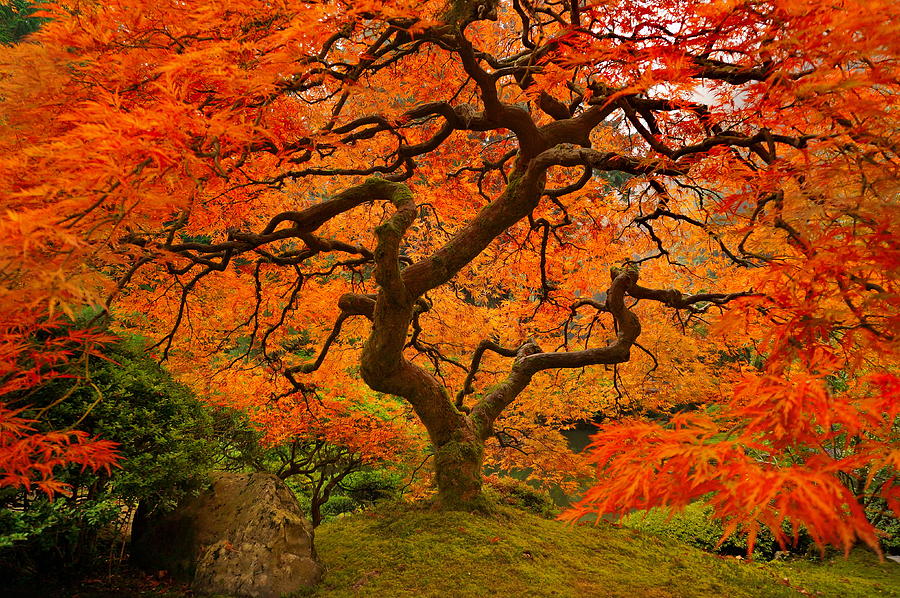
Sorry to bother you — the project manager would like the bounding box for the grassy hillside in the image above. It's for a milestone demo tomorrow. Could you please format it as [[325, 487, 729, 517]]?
[[312, 503, 898, 598]]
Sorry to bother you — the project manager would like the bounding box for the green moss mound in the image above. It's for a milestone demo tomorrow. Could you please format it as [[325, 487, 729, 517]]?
[[312, 503, 899, 598]]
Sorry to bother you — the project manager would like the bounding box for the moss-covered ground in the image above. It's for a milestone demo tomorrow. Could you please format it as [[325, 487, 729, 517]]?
[[311, 503, 898, 598], [57, 501, 898, 598]]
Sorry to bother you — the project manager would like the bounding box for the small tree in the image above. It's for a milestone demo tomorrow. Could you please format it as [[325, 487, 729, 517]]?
[[253, 393, 419, 525], [273, 439, 363, 526]]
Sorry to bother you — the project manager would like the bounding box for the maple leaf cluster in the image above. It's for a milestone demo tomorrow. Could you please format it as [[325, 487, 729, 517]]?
[[0, 404, 118, 497], [0, 316, 119, 496]]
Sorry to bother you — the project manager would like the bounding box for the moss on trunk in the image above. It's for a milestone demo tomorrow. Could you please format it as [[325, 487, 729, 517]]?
[[433, 436, 489, 512]]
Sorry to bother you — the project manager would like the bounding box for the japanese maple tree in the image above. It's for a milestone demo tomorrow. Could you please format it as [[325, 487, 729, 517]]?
[[1, 0, 897, 551]]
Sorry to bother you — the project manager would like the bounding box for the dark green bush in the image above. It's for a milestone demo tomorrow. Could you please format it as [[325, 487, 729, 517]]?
[[339, 469, 402, 504], [0, 0, 47, 44], [484, 475, 557, 518], [620, 503, 816, 559], [871, 502, 900, 553], [0, 335, 249, 584], [320, 495, 359, 518]]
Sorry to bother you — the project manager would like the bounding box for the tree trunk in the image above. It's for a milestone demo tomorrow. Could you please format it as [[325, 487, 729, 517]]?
[[310, 497, 323, 528], [432, 424, 487, 511]]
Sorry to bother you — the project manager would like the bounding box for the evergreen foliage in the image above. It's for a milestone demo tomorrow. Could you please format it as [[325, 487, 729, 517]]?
[[0, 0, 45, 44], [0, 334, 249, 583]]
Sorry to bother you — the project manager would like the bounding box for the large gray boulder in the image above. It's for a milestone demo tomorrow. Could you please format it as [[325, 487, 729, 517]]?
[[131, 472, 323, 597]]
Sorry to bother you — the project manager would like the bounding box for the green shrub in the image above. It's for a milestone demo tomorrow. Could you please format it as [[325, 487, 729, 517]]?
[[0, 334, 250, 583], [484, 475, 557, 518], [284, 478, 314, 513], [34, 339, 224, 507], [620, 503, 802, 559], [0, 0, 47, 44], [618, 500, 898, 557], [871, 504, 900, 553], [339, 469, 402, 504], [320, 495, 359, 518]]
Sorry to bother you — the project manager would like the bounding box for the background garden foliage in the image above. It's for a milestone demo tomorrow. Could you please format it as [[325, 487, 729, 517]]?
[[0, 321, 409, 583]]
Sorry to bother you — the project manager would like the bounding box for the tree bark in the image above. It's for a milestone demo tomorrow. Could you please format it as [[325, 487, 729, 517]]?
[[432, 420, 486, 510]]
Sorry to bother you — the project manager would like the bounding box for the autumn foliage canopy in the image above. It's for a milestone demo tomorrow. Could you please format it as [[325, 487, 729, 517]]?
[[1, 0, 898, 553]]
